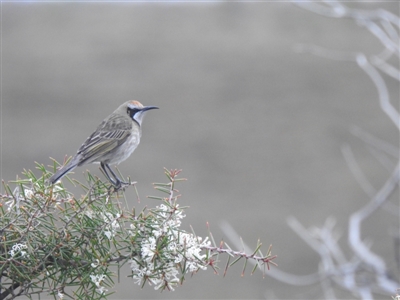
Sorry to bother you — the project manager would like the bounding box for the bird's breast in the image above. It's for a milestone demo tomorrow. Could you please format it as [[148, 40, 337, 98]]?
[[108, 130, 141, 165]]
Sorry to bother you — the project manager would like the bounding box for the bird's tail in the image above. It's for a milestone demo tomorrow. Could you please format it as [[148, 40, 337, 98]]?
[[48, 160, 78, 184]]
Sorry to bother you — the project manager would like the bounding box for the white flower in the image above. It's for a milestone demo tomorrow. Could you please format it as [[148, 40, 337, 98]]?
[[91, 259, 100, 268], [152, 228, 163, 238], [168, 241, 177, 252], [96, 286, 108, 294], [133, 276, 143, 285], [8, 243, 28, 258], [90, 274, 105, 287], [90, 274, 108, 294], [141, 236, 157, 262], [129, 201, 209, 290], [57, 290, 64, 299], [5, 198, 15, 211], [152, 278, 164, 290], [164, 264, 179, 281], [129, 259, 140, 272], [104, 231, 112, 239], [24, 189, 34, 199], [102, 212, 120, 239], [174, 253, 183, 263]]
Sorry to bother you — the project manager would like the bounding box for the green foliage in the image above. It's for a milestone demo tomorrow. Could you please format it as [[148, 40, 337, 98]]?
[[0, 162, 275, 300]]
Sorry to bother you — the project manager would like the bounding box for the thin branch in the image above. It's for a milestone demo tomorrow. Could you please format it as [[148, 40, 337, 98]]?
[[348, 163, 400, 294], [341, 144, 376, 197], [350, 126, 399, 159], [220, 220, 323, 286], [356, 54, 400, 130]]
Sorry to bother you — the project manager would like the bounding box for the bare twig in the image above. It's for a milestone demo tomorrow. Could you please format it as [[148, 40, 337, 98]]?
[[223, 2, 400, 299]]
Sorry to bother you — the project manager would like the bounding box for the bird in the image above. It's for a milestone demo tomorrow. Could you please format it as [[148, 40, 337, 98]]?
[[49, 100, 158, 188]]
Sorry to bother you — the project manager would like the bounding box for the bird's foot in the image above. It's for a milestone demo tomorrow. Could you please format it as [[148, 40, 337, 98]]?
[[108, 179, 137, 193]]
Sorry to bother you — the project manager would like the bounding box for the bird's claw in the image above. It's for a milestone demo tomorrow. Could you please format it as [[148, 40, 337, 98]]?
[[108, 180, 137, 193]]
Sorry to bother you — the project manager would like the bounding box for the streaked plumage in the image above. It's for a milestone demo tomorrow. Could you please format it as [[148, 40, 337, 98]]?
[[49, 100, 158, 187]]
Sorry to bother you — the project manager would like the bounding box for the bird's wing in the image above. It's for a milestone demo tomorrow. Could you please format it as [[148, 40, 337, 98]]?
[[76, 113, 132, 165]]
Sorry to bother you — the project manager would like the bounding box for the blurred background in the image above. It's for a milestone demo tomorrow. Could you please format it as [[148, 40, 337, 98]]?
[[2, 2, 399, 299]]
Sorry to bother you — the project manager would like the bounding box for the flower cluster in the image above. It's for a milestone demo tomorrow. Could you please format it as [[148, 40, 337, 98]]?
[[129, 203, 210, 291], [5, 186, 33, 212], [8, 243, 28, 258], [90, 274, 108, 294], [0, 166, 275, 299]]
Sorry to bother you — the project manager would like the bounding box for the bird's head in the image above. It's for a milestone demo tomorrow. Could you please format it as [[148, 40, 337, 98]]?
[[122, 100, 158, 126]]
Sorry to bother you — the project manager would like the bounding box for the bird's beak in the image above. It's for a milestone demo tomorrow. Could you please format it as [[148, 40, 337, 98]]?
[[141, 106, 159, 112]]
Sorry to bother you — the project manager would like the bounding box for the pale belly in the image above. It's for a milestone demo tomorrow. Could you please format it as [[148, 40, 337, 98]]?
[[89, 133, 141, 165], [109, 134, 140, 165]]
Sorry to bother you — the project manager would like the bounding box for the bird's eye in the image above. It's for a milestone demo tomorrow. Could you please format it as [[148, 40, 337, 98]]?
[[127, 107, 140, 119]]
